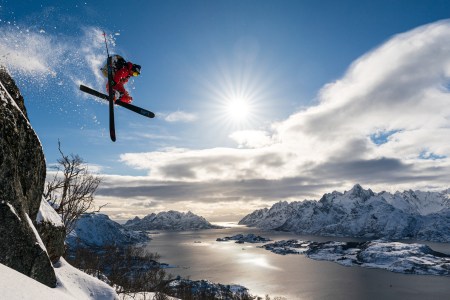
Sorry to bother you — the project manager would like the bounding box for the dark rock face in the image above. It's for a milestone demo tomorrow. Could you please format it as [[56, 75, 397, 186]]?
[[35, 200, 66, 263], [0, 67, 57, 287], [36, 221, 66, 263]]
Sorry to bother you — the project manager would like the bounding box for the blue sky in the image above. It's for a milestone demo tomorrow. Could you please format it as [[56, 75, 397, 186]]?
[[2, 0, 450, 221]]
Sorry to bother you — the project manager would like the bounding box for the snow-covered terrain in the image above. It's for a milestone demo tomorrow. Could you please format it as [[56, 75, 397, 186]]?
[[238, 208, 269, 227], [0, 259, 118, 300], [124, 210, 222, 231], [261, 239, 450, 276], [67, 213, 149, 248], [0, 259, 181, 300], [240, 184, 450, 242], [36, 199, 64, 227]]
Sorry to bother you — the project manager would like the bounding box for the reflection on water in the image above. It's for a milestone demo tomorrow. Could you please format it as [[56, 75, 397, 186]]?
[[237, 252, 281, 270], [145, 224, 450, 299]]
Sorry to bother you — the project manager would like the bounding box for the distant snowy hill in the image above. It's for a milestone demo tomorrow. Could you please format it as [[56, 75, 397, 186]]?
[[239, 184, 450, 242], [124, 210, 222, 231], [67, 213, 150, 248]]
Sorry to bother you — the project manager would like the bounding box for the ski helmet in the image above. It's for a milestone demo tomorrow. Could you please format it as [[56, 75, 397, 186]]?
[[132, 64, 141, 76]]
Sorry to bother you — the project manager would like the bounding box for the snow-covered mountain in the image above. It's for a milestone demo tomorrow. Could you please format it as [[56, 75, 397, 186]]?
[[239, 184, 450, 242], [66, 213, 150, 248], [124, 210, 222, 231], [239, 207, 269, 227]]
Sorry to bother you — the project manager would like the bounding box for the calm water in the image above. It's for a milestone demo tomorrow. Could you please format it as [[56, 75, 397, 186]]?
[[144, 224, 450, 299]]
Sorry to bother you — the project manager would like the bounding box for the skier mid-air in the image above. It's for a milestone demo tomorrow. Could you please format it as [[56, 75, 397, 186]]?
[[102, 55, 141, 104], [79, 32, 154, 142]]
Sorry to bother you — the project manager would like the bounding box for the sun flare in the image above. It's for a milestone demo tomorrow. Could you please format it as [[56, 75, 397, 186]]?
[[226, 97, 251, 122], [202, 58, 274, 132]]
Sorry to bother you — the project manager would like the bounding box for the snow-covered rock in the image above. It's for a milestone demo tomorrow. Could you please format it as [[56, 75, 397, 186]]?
[[67, 213, 150, 249], [124, 210, 222, 231], [216, 233, 271, 243], [36, 200, 66, 262], [36, 199, 64, 227], [261, 239, 450, 276], [240, 184, 450, 242]]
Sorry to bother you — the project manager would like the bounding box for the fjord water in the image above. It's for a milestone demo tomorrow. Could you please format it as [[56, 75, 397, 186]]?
[[145, 224, 450, 299]]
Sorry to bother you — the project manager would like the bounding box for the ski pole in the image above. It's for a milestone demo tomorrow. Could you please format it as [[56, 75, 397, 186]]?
[[102, 31, 110, 58]]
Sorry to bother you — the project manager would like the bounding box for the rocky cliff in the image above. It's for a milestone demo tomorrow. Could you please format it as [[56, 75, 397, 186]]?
[[0, 67, 63, 287]]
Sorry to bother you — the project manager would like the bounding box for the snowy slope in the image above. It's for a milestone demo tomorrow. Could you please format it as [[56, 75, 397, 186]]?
[[239, 208, 269, 227], [240, 184, 450, 242], [381, 189, 450, 215], [54, 258, 118, 299], [0, 258, 118, 300], [124, 210, 222, 231]]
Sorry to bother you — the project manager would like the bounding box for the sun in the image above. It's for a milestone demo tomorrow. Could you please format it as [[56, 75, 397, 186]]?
[[226, 97, 251, 122], [200, 57, 274, 132]]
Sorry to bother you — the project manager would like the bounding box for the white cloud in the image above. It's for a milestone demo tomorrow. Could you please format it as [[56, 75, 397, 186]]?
[[120, 147, 288, 181], [163, 110, 198, 123], [276, 20, 450, 164], [229, 130, 274, 148]]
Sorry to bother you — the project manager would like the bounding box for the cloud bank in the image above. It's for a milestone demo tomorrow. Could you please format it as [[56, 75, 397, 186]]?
[[96, 20, 450, 220]]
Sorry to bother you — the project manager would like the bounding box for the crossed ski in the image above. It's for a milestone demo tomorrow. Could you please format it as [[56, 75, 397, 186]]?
[[79, 85, 155, 119], [79, 84, 155, 141]]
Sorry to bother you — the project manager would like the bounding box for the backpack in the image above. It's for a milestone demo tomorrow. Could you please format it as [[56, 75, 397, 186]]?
[[101, 55, 127, 78]]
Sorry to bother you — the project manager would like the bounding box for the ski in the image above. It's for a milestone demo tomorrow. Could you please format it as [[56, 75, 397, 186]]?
[[107, 56, 116, 142], [80, 84, 156, 119], [114, 99, 156, 118]]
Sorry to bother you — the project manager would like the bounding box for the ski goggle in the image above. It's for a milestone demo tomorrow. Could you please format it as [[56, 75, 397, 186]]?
[[132, 65, 141, 76]]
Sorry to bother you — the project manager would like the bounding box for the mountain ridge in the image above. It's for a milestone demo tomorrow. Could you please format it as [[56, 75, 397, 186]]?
[[239, 184, 450, 242], [124, 210, 222, 231]]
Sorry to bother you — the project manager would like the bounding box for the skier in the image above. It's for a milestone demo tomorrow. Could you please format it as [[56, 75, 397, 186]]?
[[103, 55, 141, 104]]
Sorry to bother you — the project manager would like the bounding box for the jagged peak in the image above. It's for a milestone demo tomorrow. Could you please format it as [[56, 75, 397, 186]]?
[[271, 201, 289, 208], [345, 184, 374, 200]]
